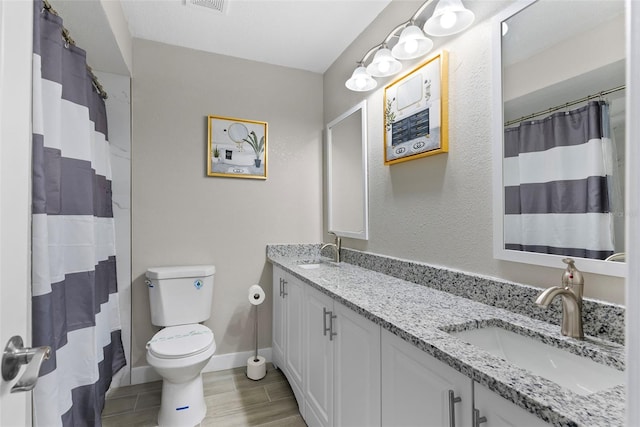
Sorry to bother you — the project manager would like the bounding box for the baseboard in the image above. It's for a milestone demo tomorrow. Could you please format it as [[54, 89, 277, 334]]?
[[130, 347, 273, 385]]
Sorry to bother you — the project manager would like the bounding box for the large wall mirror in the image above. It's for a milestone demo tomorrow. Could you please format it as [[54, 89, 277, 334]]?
[[492, 0, 626, 277], [326, 100, 369, 240]]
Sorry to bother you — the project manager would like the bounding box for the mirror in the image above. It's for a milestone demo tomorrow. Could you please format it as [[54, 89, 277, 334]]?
[[492, 0, 626, 276], [326, 100, 369, 240]]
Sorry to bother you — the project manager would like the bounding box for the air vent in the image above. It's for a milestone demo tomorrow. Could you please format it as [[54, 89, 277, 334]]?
[[185, 0, 228, 15]]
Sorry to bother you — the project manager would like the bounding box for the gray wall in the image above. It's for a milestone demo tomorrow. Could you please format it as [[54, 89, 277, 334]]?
[[323, 1, 625, 304], [131, 39, 323, 368]]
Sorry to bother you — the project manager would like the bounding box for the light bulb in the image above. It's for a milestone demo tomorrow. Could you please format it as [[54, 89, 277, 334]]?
[[440, 11, 457, 29], [378, 60, 390, 73], [404, 38, 418, 54], [355, 77, 367, 90]]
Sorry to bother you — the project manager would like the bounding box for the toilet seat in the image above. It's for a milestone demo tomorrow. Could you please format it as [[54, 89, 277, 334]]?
[[147, 324, 214, 359]]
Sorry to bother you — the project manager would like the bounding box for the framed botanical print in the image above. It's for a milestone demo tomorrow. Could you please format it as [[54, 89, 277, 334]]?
[[207, 115, 268, 179]]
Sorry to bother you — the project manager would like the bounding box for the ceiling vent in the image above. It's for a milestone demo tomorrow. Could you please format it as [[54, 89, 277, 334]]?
[[185, 0, 228, 15]]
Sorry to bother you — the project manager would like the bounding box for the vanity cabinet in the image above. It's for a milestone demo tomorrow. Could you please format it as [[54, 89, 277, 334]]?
[[473, 382, 550, 426], [272, 267, 305, 409], [381, 329, 472, 427], [304, 285, 381, 427]]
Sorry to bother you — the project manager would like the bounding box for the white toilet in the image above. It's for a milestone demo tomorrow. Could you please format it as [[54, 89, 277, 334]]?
[[145, 265, 217, 427]]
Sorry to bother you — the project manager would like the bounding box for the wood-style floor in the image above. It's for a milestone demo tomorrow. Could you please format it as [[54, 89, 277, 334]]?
[[102, 365, 306, 426]]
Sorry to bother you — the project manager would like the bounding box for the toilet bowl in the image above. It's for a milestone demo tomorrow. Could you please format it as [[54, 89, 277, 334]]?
[[145, 265, 217, 427], [146, 324, 216, 427]]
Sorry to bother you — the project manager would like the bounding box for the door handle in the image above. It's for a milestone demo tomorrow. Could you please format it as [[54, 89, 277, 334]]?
[[281, 279, 288, 297], [473, 408, 487, 427], [2, 336, 51, 393], [323, 307, 331, 336], [448, 390, 462, 427], [329, 312, 337, 341]]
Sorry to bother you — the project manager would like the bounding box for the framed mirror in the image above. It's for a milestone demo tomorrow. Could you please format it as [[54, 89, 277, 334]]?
[[491, 0, 626, 277], [326, 100, 369, 240]]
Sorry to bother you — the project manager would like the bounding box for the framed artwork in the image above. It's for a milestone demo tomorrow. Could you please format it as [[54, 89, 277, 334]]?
[[383, 51, 449, 165], [207, 115, 268, 179]]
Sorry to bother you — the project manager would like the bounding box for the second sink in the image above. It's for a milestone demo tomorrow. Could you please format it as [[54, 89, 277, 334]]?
[[450, 325, 624, 396]]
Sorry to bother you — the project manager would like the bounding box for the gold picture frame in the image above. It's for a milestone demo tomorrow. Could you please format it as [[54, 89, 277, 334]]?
[[207, 115, 268, 179], [383, 51, 449, 165]]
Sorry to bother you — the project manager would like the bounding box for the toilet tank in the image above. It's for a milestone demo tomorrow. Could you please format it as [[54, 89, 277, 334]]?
[[146, 265, 215, 327]]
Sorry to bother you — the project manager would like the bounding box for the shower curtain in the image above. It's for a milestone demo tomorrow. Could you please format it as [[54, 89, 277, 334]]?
[[31, 1, 126, 425], [503, 101, 616, 259]]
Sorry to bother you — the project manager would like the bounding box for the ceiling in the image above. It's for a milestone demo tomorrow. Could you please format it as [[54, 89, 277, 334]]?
[[119, 0, 393, 74]]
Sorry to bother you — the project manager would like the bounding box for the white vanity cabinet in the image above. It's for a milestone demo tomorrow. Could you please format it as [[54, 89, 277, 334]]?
[[303, 284, 381, 427], [381, 329, 472, 427], [473, 382, 550, 427], [272, 267, 305, 410]]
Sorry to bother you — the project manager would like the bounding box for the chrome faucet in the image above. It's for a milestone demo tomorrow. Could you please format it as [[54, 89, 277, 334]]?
[[535, 258, 584, 339], [320, 232, 341, 263]]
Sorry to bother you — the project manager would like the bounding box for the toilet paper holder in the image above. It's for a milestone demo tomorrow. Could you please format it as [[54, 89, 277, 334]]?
[[247, 284, 266, 380]]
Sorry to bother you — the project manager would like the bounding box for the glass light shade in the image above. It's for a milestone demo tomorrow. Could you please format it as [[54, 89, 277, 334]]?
[[345, 66, 377, 92], [366, 47, 402, 77], [391, 25, 434, 60], [424, 0, 475, 37]]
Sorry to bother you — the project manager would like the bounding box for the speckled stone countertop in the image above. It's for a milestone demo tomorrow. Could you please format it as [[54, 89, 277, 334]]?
[[267, 246, 625, 427]]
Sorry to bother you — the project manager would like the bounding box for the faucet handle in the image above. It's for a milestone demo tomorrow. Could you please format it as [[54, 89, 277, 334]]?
[[562, 258, 584, 288]]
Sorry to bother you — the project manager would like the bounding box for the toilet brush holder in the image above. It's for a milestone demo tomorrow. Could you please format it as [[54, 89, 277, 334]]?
[[247, 286, 266, 380]]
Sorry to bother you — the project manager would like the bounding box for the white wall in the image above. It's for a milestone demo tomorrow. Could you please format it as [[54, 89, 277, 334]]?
[[131, 39, 324, 369], [323, 1, 624, 304]]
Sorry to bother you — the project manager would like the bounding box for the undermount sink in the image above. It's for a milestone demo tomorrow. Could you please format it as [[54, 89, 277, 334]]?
[[298, 263, 321, 270], [450, 326, 624, 396], [297, 259, 338, 270]]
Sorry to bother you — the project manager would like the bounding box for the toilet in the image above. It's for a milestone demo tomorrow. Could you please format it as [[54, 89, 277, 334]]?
[[145, 265, 217, 427]]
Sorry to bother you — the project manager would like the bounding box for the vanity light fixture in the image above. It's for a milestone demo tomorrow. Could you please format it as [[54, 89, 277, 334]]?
[[366, 44, 403, 77], [423, 0, 475, 37], [345, 63, 378, 92], [392, 23, 434, 60], [345, 0, 474, 92]]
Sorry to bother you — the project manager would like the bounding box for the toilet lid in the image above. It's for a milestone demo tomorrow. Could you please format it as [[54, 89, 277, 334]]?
[[147, 324, 214, 359]]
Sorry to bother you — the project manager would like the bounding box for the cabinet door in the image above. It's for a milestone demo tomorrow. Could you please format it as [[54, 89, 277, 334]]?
[[333, 302, 381, 427], [272, 267, 286, 371], [285, 275, 305, 407], [381, 329, 472, 427], [304, 286, 334, 427], [474, 382, 550, 426]]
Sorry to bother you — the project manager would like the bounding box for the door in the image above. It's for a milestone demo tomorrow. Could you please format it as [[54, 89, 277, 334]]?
[[284, 274, 305, 408], [0, 0, 34, 425], [272, 267, 286, 370], [304, 286, 334, 427], [381, 329, 472, 427], [333, 302, 381, 427], [473, 382, 550, 426]]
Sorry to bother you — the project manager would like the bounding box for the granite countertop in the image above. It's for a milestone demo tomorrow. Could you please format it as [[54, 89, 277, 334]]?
[[267, 254, 625, 427]]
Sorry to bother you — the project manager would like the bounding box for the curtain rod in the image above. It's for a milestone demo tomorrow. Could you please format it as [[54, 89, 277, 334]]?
[[42, 0, 108, 99], [504, 85, 626, 127]]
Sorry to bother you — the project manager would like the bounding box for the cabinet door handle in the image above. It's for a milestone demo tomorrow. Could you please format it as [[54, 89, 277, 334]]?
[[279, 278, 283, 297], [329, 312, 337, 341], [448, 390, 462, 427], [473, 408, 487, 427], [282, 279, 288, 298], [323, 307, 331, 336]]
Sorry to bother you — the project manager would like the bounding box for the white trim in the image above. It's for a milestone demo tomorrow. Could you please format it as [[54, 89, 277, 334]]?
[[326, 100, 369, 241], [491, 0, 625, 278], [130, 347, 273, 385], [626, 0, 639, 425]]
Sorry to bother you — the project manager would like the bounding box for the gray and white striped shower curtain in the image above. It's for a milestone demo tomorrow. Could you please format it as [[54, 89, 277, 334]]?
[[31, 1, 126, 425], [503, 101, 615, 259]]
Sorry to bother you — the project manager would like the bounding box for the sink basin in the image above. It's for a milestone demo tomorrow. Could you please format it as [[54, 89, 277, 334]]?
[[298, 263, 321, 270], [296, 259, 338, 269], [450, 326, 624, 395]]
